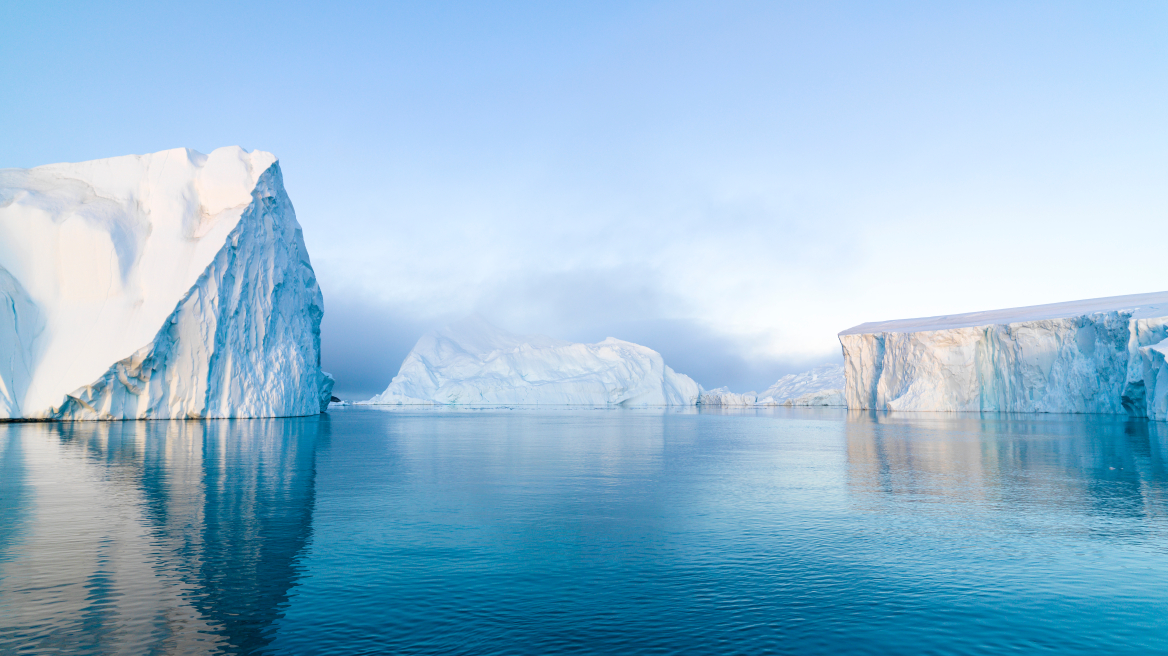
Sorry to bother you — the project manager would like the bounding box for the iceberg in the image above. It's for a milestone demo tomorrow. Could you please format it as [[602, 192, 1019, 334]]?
[[696, 387, 757, 406], [758, 364, 846, 406], [361, 315, 701, 406], [839, 291, 1168, 419], [0, 147, 333, 419], [698, 364, 845, 407]]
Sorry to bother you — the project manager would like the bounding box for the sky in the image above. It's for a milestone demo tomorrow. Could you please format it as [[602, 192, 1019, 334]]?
[[3, 1, 1166, 398]]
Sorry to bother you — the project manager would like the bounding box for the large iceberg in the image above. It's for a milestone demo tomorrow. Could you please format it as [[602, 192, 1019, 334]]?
[[361, 315, 701, 406], [839, 292, 1168, 419], [698, 364, 845, 407], [0, 147, 333, 419]]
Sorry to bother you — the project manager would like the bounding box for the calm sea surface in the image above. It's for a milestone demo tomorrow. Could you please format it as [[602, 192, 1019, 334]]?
[[2, 407, 1167, 654]]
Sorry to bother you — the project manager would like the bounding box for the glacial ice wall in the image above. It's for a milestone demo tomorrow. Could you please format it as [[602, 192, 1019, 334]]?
[[361, 315, 701, 406], [698, 364, 845, 407], [839, 292, 1168, 420], [0, 147, 332, 419]]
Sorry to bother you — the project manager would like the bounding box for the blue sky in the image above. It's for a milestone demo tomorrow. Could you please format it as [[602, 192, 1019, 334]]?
[[3, 1, 1166, 397]]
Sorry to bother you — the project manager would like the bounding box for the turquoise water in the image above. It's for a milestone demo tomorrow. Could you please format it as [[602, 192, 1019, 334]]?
[[2, 407, 1167, 654]]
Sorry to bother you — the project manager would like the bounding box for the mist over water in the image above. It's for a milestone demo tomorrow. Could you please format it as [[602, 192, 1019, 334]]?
[[319, 298, 839, 399], [3, 409, 1168, 654]]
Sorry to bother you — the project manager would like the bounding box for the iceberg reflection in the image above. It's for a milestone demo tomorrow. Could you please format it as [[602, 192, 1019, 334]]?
[[0, 416, 326, 655], [844, 411, 1168, 521]]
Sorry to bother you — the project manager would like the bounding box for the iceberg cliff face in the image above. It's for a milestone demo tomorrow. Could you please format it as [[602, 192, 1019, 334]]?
[[698, 364, 845, 407], [839, 292, 1168, 419], [361, 315, 701, 406], [0, 147, 332, 419]]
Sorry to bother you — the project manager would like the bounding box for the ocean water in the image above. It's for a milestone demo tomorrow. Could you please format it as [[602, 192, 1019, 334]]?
[[1, 407, 1167, 655]]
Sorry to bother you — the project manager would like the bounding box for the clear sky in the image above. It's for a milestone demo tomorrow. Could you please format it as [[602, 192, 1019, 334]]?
[[3, 1, 1166, 397]]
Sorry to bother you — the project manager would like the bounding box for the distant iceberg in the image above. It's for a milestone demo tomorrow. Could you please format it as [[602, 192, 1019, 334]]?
[[839, 291, 1168, 419], [360, 315, 701, 406], [758, 364, 846, 406], [0, 147, 333, 419], [698, 364, 845, 407]]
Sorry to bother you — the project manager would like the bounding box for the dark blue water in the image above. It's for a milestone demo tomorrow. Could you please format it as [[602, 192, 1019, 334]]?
[[2, 408, 1168, 654]]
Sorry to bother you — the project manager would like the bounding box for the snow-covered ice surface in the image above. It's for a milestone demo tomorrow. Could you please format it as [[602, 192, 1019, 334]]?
[[839, 292, 1168, 419], [0, 147, 333, 419], [361, 315, 701, 406], [698, 364, 845, 407]]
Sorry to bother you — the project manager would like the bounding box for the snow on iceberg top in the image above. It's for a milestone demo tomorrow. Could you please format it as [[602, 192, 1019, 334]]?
[[0, 146, 280, 415], [839, 291, 1168, 336], [362, 314, 701, 406]]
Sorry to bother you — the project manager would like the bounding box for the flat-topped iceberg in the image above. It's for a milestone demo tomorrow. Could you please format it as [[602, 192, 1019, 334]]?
[[0, 146, 333, 419], [361, 315, 701, 406], [699, 364, 845, 407], [839, 291, 1168, 419]]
